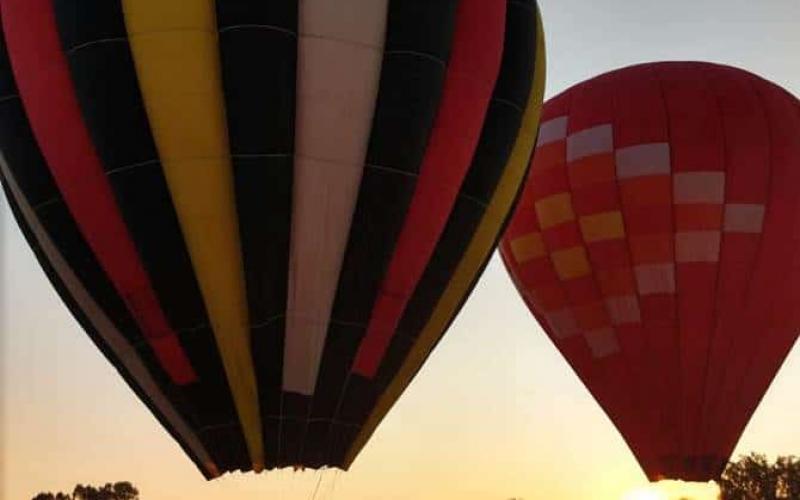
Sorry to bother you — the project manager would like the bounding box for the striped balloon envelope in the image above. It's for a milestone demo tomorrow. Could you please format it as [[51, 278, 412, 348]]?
[[501, 62, 800, 482], [0, 0, 545, 477]]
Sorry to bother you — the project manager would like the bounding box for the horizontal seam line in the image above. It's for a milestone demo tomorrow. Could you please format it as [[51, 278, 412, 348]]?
[[384, 49, 445, 67], [494, 97, 524, 113], [32, 197, 62, 211], [299, 33, 381, 51], [219, 24, 297, 37], [0, 94, 20, 103], [67, 37, 126, 55], [458, 192, 489, 208], [365, 163, 417, 178], [106, 159, 160, 176]]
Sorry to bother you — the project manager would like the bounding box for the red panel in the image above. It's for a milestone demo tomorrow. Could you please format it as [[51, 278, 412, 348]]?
[[2, 0, 196, 384], [614, 64, 684, 475], [352, 0, 507, 377], [712, 76, 800, 463]]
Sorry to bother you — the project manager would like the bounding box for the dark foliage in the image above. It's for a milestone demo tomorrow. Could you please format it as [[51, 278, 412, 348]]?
[[720, 454, 800, 500], [31, 482, 139, 500]]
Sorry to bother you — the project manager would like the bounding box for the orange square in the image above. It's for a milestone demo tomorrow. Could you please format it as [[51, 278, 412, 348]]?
[[531, 141, 566, 172], [551, 246, 591, 280], [573, 302, 609, 330], [535, 192, 575, 229], [675, 204, 724, 231], [596, 267, 636, 295], [510, 232, 546, 263], [579, 211, 625, 243], [568, 153, 615, 189], [629, 234, 674, 263], [620, 175, 672, 206]]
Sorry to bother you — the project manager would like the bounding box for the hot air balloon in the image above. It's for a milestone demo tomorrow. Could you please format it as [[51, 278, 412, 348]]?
[[0, 0, 545, 477], [501, 62, 799, 482]]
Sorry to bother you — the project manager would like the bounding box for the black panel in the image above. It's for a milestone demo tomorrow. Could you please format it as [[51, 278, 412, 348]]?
[[298, 0, 461, 467], [383, 0, 459, 60], [332, 0, 541, 462], [363, 55, 447, 175], [250, 319, 286, 468], [50, 2, 249, 471], [459, 100, 525, 203], [216, 1, 297, 29], [216, 0, 298, 470]]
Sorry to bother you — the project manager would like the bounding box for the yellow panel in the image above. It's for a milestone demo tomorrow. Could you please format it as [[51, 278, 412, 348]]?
[[122, 0, 264, 471], [579, 211, 625, 243], [510, 232, 545, 263], [535, 192, 574, 229], [551, 246, 591, 280], [343, 8, 547, 468]]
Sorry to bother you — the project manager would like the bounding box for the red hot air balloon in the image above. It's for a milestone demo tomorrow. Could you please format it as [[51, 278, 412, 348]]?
[[501, 62, 800, 482]]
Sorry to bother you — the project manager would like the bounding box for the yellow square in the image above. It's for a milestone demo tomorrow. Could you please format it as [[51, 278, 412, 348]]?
[[579, 211, 625, 243], [535, 193, 575, 229], [510, 232, 546, 263], [551, 246, 591, 280]]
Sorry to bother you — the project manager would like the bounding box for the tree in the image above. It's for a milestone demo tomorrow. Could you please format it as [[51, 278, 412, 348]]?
[[719, 454, 800, 500], [31, 482, 138, 500]]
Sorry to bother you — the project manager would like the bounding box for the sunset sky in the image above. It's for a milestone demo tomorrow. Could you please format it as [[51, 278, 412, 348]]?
[[2, 1, 799, 499]]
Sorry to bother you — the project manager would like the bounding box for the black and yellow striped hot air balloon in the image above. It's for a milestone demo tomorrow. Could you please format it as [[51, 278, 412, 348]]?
[[0, 0, 545, 477]]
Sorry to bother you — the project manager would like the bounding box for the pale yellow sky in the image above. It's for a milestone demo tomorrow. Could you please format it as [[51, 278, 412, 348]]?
[[2, 1, 799, 499]]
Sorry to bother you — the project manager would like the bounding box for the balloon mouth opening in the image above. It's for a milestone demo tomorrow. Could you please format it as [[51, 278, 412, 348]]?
[[622, 480, 721, 500]]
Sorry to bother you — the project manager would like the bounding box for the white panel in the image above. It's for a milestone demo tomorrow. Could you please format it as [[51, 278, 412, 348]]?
[[673, 171, 725, 204], [0, 155, 217, 476], [615, 143, 671, 179], [284, 0, 389, 395], [536, 116, 568, 147], [724, 203, 765, 233], [566, 124, 613, 162]]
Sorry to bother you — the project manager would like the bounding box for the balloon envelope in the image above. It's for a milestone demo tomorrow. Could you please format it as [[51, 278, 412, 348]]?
[[502, 61, 800, 481], [0, 0, 545, 477]]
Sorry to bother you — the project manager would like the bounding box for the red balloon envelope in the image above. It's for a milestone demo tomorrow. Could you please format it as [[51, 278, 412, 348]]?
[[501, 62, 800, 481]]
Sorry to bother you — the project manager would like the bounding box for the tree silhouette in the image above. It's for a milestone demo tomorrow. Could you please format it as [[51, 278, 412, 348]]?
[[720, 454, 799, 500], [31, 482, 138, 500]]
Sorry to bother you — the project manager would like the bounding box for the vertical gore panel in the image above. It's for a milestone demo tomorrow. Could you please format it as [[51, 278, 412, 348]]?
[[656, 64, 726, 463], [284, 0, 389, 398], [298, 0, 461, 467], [2, 0, 197, 385], [121, 0, 263, 470], [342, 1, 546, 468], [352, 0, 506, 378], [216, 0, 298, 469]]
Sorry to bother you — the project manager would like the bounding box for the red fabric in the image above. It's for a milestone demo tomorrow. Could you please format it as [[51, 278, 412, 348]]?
[[352, 0, 507, 377], [2, 0, 196, 384], [501, 62, 800, 481]]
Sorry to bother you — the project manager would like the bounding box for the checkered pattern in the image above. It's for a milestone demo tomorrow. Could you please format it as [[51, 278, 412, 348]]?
[[505, 116, 765, 358]]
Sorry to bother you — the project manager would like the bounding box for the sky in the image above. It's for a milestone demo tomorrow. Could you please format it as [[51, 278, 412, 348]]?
[[2, 1, 799, 499]]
